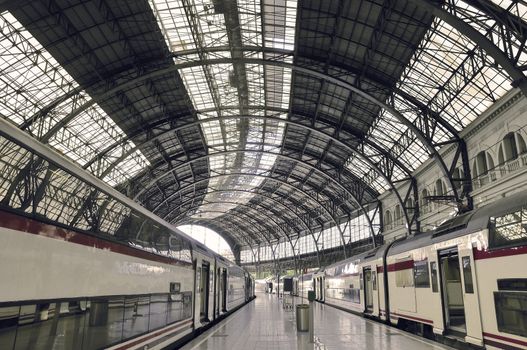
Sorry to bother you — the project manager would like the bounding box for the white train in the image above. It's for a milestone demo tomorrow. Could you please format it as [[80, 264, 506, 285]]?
[[0, 208, 255, 350], [307, 192, 527, 350]]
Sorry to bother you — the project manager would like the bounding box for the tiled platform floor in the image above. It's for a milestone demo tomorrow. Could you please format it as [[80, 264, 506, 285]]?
[[180, 293, 453, 350]]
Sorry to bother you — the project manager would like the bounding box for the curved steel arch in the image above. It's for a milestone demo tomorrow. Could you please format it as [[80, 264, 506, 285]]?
[[126, 119, 406, 233], [182, 200, 323, 267], [149, 169, 336, 222], [35, 55, 454, 201], [136, 149, 379, 242], [26, 56, 466, 234], [87, 107, 412, 191], [85, 107, 413, 179], [159, 173, 328, 224], [155, 172, 362, 240], [165, 187, 356, 257], [129, 115, 407, 197], [142, 147, 375, 211], [155, 171, 378, 259]]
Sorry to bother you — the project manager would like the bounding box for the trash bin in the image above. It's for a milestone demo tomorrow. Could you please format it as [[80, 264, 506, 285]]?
[[296, 304, 309, 332]]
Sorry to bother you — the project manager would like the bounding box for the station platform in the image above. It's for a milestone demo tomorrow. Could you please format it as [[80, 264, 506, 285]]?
[[181, 293, 453, 350]]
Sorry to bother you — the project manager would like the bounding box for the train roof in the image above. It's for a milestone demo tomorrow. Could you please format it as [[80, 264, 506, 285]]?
[[324, 245, 387, 270], [387, 191, 527, 256]]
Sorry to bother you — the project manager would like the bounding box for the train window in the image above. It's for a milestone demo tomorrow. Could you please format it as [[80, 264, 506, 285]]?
[[498, 279, 527, 291], [461, 256, 474, 294], [489, 207, 527, 249], [494, 291, 527, 337], [430, 262, 439, 293], [0, 306, 18, 349], [149, 294, 169, 331], [359, 273, 363, 290], [414, 260, 430, 288], [372, 272, 377, 291], [170, 282, 181, 293], [183, 292, 193, 318], [395, 258, 414, 288]]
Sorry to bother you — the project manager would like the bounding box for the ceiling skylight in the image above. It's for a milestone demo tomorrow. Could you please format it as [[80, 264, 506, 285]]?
[[0, 11, 149, 186], [150, 0, 297, 219]]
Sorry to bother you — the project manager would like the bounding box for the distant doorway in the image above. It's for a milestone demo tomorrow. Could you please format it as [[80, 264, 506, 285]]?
[[200, 262, 210, 322], [364, 268, 373, 313], [439, 248, 466, 334]]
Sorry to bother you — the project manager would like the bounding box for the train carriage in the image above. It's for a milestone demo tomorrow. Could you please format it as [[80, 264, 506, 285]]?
[[312, 191, 527, 350], [386, 192, 527, 349], [0, 208, 255, 350]]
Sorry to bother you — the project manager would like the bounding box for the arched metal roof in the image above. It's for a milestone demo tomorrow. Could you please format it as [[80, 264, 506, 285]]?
[[0, 0, 525, 254]]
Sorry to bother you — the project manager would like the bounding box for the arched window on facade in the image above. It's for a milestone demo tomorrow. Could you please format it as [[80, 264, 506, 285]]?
[[394, 204, 401, 226], [384, 210, 392, 231], [473, 151, 489, 178], [435, 179, 445, 196], [499, 132, 518, 164], [473, 151, 495, 187], [434, 179, 446, 208], [420, 188, 429, 213], [498, 132, 527, 171]]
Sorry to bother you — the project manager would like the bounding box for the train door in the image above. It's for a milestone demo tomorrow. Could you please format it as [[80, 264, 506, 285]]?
[[222, 269, 227, 312], [363, 267, 374, 313], [439, 248, 466, 334], [215, 267, 221, 318], [245, 274, 250, 301], [458, 247, 483, 346], [318, 276, 325, 302], [200, 262, 210, 322]]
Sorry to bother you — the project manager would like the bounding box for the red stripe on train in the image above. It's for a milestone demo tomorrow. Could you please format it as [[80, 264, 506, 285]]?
[[0, 210, 191, 267], [390, 311, 433, 325], [387, 260, 414, 272], [483, 332, 527, 347], [484, 339, 525, 350], [473, 246, 527, 260]]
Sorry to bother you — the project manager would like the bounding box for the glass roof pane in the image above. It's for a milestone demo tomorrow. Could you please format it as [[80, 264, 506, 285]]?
[[398, 14, 511, 131], [150, 0, 297, 218], [0, 12, 78, 125], [0, 11, 149, 186]]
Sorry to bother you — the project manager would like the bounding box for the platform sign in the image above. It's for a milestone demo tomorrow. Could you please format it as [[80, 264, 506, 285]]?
[[308, 290, 315, 302]]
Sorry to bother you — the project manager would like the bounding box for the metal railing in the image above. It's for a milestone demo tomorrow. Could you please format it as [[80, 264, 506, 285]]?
[[473, 153, 527, 190]]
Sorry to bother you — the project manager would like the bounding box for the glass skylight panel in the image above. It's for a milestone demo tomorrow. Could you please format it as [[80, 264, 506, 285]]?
[[263, 0, 297, 51], [150, 0, 297, 219], [398, 15, 511, 132], [0, 11, 78, 126], [345, 156, 389, 193], [179, 66, 215, 110], [490, 0, 527, 21], [238, 0, 262, 46], [0, 11, 149, 187], [456, 1, 527, 66], [49, 104, 149, 186]]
